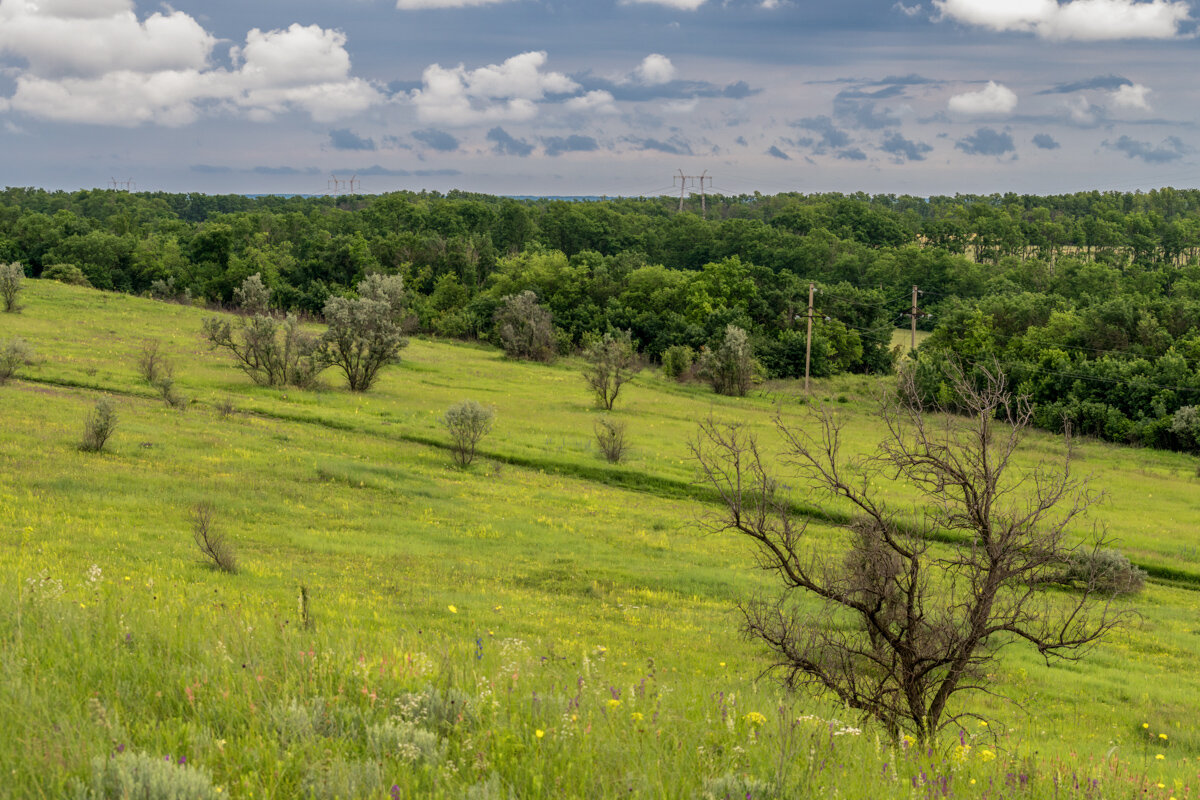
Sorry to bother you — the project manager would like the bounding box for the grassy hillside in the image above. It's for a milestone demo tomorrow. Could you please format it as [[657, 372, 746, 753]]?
[[2, 280, 1200, 799]]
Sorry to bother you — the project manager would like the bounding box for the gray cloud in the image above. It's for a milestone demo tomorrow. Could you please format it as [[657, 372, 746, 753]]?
[[955, 128, 1016, 157], [766, 145, 790, 160], [881, 131, 932, 161], [345, 166, 462, 177], [487, 127, 534, 157], [542, 135, 598, 156], [836, 148, 868, 161], [1032, 133, 1060, 150], [624, 136, 693, 155], [792, 116, 851, 149], [834, 88, 902, 130], [329, 128, 376, 151], [568, 73, 761, 103], [190, 164, 232, 174], [253, 166, 321, 175], [1037, 75, 1132, 95], [411, 128, 460, 152], [1104, 135, 1188, 163]]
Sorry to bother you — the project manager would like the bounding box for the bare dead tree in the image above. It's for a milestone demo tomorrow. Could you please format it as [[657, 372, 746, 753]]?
[[690, 362, 1126, 743]]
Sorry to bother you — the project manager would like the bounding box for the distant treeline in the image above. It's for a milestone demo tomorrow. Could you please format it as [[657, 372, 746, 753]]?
[[4, 186, 1200, 451]]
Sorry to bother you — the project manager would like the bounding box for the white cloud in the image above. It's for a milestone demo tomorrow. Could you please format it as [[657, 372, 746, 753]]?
[[565, 90, 618, 114], [934, 0, 1192, 40], [1111, 82, 1152, 109], [663, 98, 698, 113], [947, 81, 1018, 115], [411, 51, 579, 126], [1064, 95, 1100, 125], [619, 0, 707, 9], [893, 2, 923, 16], [0, 0, 215, 78], [635, 54, 676, 85], [0, 2, 382, 126], [396, 0, 515, 6]]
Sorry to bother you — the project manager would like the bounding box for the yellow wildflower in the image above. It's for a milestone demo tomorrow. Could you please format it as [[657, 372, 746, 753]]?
[[744, 712, 767, 727], [979, 749, 996, 762], [1143, 723, 1150, 729], [631, 712, 644, 722], [1160, 733, 1169, 740], [1156, 754, 1165, 760], [447, 605, 457, 614], [606, 699, 621, 709], [535, 729, 544, 739]]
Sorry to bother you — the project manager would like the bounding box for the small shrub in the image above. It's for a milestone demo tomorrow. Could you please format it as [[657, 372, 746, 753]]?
[[594, 415, 629, 463], [79, 398, 117, 452], [396, 684, 478, 734], [216, 397, 236, 417], [582, 330, 640, 410], [366, 719, 445, 764], [0, 337, 33, 384], [697, 325, 757, 396], [1060, 548, 1146, 595], [42, 263, 91, 287], [137, 340, 167, 385], [661, 345, 695, 381], [493, 290, 557, 362], [233, 272, 271, 315], [191, 503, 237, 573], [74, 750, 220, 800], [300, 757, 381, 800], [699, 772, 775, 800], [442, 400, 494, 467], [0, 262, 24, 312]]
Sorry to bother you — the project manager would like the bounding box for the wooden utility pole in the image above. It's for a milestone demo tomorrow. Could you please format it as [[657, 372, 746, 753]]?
[[804, 282, 815, 394], [911, 285, 918, 352]]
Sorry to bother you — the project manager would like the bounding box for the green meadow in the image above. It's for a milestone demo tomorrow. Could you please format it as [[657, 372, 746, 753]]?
[[4, 280, 1200, 798]]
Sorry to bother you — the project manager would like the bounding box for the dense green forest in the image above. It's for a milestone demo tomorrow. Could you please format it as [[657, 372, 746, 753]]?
[[4, 185, 1200, 452]]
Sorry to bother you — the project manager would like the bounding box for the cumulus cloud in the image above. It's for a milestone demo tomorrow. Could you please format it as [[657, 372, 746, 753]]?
[[955, 127, 1016, 156], [933, 0, 1192, 41], [330, 128, 375, 151], [487, 126, 534, 156], [564, 90, 618, 114], [635, 54, 676, 85], [766, 145, 790, 160], [947, 81, 1018, 115], [624, 136, 693, 155], [894, 2, 924, 16], [411, 51, 578, 126], [411, 128, 460, 151], [543, 135, 598, 156], [619, 0, 707, 9], [1032, 133, 1061, 149], [0, 2, 381, 125], [881, 131, 933, 161], [396, 0, 516, 7], [837, 148, 868, 160], [1104, 134, 1188, 162], [1111, 82, 1151, 109], [792, 116, 851, 149]]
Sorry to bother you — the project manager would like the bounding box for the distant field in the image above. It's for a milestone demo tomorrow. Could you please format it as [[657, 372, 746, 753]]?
[[2, 281, 1200, 798]]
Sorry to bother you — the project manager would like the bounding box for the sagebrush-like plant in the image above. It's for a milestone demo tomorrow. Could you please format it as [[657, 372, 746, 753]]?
[[74, 751, 221, 800], [0, 262, 23, 313], [442, 400, 494, 467], [0, 337, 33, 384], [594, 415, 629, 463], [79, 398, 117, 452]]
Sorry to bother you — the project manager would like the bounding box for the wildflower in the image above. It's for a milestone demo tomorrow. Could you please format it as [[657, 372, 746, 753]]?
[[631, 712, 644, 722], [1156, 754, 1165, 760], [1158, 783, 1166, 789], [1143, 723, 1150, 729], [979, 749, 996, 762], [744, 712, 767, 727], [719, 662, 726, 667], [606, 699, 621, 709], [1159, 733, 1168, 740], [978, 720, 988, 727], [535, 729, 545, 739], [901, 734, 916, 748], [970, 779, 976, 785], [951, 744, 971, 763], [448, 605, 457, 614]]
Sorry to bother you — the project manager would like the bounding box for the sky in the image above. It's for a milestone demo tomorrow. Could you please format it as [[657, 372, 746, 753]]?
[[2, 0, 1200, 197]]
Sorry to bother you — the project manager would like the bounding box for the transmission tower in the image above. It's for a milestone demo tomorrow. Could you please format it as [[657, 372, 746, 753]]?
[[109, 177, 135, 192], [672, 169, 713, 218]]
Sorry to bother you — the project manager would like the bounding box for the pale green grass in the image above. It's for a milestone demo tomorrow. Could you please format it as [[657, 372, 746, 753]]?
[[2, 281, 1200, 798]]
